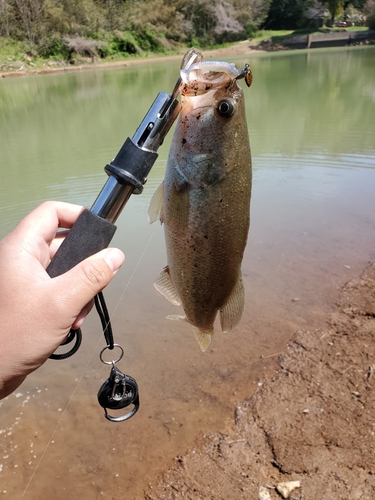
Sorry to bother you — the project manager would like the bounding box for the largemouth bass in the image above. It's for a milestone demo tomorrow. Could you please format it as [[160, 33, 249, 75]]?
[[149, 48, 252, 352]]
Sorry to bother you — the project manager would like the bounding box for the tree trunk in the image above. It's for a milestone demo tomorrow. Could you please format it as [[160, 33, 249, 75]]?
[[14, 0, 44, 45]]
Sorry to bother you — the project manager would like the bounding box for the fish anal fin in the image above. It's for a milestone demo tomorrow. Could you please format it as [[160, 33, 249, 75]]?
[[148, 181, 164, 224], [219, 274, 245, 333], [166, 317, 213, 352], [154, 266, 181, 306], [193, 327, 213, 352]]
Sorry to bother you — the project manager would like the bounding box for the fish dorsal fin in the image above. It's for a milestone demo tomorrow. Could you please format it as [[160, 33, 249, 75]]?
[[154, 266, 181, 306], [148, 181, 164, 224], [193, 327, 213, 352], [219, 274, 245, 333]]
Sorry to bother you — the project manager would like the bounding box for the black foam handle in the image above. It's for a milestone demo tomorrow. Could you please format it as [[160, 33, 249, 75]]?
[[46, 209, 117, 278]]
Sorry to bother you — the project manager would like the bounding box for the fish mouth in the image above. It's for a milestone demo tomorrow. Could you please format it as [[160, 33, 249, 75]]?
[[180, 60, 239, 97], [180, 60, 239, 84], [179, 48, 252, 97]]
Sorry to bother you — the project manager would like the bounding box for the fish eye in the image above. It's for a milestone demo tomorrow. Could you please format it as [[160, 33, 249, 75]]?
[[216, 98, 235, 118]]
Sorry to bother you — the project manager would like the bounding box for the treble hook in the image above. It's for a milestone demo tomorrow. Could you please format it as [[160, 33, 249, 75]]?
[[235, 63, 253, 88]]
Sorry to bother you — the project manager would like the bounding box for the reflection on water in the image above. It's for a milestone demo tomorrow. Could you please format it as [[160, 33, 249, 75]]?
[[0, 47, 375, 498]]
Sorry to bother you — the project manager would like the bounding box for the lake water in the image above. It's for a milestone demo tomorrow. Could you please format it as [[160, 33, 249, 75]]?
[[0, 46, 375, 498]]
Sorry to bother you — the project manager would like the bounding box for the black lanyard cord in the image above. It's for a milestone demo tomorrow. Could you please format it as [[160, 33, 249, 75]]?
[[49, 291, 113, 360], [94, 292, 114, 349]]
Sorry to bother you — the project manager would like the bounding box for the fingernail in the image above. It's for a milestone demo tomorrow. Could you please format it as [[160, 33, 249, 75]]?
[[103, 248, 125, 273]]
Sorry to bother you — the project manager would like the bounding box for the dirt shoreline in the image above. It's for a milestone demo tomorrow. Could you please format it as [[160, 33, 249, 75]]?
[[1, 32, 373, 79], [2, 32, 374, 79], [0, 41, 262, 79], [145, 262, 375, 499]]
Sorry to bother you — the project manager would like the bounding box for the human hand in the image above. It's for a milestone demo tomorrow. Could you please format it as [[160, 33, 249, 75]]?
[[0, 201, 124, 399]]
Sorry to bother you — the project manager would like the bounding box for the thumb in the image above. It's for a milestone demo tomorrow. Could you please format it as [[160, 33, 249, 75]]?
[[51, 248, 125, 319]]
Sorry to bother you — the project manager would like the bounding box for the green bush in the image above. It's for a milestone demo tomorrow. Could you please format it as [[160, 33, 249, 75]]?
[[135, 29, 166, 53], [38, 36, 70, 59], [97, 43, 110, 58], [110, 31, 137, 54], [245, 21, 258, 39]]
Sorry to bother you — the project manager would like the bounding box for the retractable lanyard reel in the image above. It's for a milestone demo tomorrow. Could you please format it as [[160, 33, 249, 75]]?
[[46, 75, 185, 422]]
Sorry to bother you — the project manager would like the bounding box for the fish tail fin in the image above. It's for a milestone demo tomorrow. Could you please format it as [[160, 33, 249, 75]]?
[[219, 273, 245, 333], [193, 327, 213, 352], [148, 181, 164, 224]]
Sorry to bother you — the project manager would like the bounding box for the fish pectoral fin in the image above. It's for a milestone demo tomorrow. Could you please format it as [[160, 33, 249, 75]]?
[[154, 266, 181, 306], [193, 327, 213, 352], [219, 274, 245, 333], [148, 181, 164, 224]]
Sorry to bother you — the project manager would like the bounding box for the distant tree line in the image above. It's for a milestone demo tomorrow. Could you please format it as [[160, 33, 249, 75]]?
[[264, 0, 370, 29], [0, 0, 373, 60]]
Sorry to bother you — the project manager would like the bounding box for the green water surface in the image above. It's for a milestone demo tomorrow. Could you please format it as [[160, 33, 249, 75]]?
[[0, 46, 374, 499]]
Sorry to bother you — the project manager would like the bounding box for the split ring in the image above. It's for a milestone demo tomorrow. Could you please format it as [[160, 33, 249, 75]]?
[[100, 344, 124, 365]]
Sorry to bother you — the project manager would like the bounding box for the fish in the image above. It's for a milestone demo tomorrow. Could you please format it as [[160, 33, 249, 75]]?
[[148, 48, 252, 352]]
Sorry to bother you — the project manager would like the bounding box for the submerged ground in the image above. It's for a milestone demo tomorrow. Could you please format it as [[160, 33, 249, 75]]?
[[145, 262, 375, 499]]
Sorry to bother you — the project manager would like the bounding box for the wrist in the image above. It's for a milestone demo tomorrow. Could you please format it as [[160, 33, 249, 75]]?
[[0, 368, 26, 399]]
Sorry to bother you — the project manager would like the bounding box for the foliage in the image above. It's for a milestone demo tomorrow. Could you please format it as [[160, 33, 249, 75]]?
[[345, 5, 366, 24], [263, 0, 368, 28], [0, 0, 371, 63], [0, 35, 29, 58], [245, 20, 259, 37], [263, 0, 316, 29], [350, 0, 367, 7], [364, 0, 375, 28], [38, 35, 70, 58], [110, 30, 141, 55], [320, 0, 345, 24]]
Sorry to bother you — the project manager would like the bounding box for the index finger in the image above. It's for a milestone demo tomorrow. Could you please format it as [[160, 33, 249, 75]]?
[[15, 201, 86, 243]]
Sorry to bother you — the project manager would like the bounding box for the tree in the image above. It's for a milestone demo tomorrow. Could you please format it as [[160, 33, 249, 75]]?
[[234, 0, 272, 33], [321, 0, 345, 24], [349, 0, 367, 8], [0, 0, 11, 36], [13, 0, 44, 44], [263, 0, 314, 29], [364, 0, 375, 28]]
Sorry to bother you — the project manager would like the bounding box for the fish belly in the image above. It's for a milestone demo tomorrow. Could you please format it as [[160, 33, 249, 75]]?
[[163, 149, 250, 334]]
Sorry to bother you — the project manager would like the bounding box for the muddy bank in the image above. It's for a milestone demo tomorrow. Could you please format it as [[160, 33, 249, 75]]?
[[1, 32, 374, 79], [145, 262, 375, 500], [0, 41, 262, 79]]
